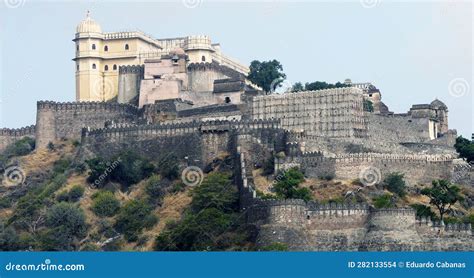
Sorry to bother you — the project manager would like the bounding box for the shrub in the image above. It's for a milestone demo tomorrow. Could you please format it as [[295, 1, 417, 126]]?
[[410, 204, 438, 220], [273, 168, 311, 201], [75, 163, 87, 174], [68, 185, 85, 202], [373, 194, 393, 208], [92, 191, 120, 217], [261, 242, 288, 251], [114, 200, 155, 241], [170, 182, 186, 194], [72, 140, 81, 147], [41, 203, 87, 251], [145, 175, 168, 200], [190, 172, 238, 213], [112, 150, 155, 186], [157, 155, 179, 180], [154, 208, 232, 251], [86, 157, 112, 187], [383, 172, 406, 197], [6, 137, 35, 157], [0, 222, 20, 251], [262, 156, 275, 176], [47, 142, 55, 151], [53, 158, 72, 174]]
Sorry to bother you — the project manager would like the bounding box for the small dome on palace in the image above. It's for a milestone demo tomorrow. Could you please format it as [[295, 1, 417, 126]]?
[[170, 47, 186, 55], [76, 11, 102, 33], [430, 99, 447, 110]]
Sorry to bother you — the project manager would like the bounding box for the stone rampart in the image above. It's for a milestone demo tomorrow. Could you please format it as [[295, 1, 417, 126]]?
[[0, 125, 36, 153], [36, 101, 138, 148]]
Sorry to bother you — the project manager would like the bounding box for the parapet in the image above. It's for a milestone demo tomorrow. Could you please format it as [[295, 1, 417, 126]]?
[[119, 65, 144, 75], [37, 101, 139, 113], [251, 87, 364, 101], [187, 61, 245, 80], [0, 125, 36, 136]]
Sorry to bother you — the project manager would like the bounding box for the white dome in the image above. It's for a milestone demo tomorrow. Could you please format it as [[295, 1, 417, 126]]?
[[76, 11, 102, 34]]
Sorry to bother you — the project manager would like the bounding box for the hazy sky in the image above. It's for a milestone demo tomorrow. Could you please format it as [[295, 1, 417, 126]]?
[[0, 0, 472, 137]]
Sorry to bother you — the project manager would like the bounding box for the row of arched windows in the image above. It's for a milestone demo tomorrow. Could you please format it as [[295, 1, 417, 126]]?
[[90, 64, 118, 71], [90, 44, 129, 51]]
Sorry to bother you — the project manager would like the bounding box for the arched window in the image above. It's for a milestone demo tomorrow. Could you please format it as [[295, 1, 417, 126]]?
[[76, 64, 79, 71], [125, 44, 129, 50], [104, 65, 109, 71], [76, 44, 79, 51], [92, 64, 96, 70], [201, 56, 206, 62], [225, 97, 231, 103], [92, 44, 96, 50], [104, 45, 108, 52], [113, 64, 117, 70]]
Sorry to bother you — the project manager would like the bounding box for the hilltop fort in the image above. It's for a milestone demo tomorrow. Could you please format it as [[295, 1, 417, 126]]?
[[0, 13, 472, 251]]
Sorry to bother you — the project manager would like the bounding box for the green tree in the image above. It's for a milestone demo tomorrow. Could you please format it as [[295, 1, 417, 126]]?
[[261, 242, 288, 251], [421, 180, 463, 221], [454, 136, 474, 162], [0, 222, 19, 251], [112, 150, 155, 187], [304, 81, 349, 91], [273, 168, 312, 201], [373, 194, 393, 208], [157, 155, 179, 180], [68, 185, 85, 202], [41, 203, 87, 250], [383, 172, 406, 197], [92, 191, 120, 217], [114, 200, 156, 241], [410, 204, 438, 220], [247, 60, 286, 93], [190, 172, 238, 213], [291, 82, 304, 92], [86, 157, 110, 187]]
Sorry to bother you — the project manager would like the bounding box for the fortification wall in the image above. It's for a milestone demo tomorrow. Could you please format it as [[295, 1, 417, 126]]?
[[0, 125, 36, 153], [277, 153, 454, 185], [187, 62, 240, 93], [36, 101, 138, 148], [367, 113, 433, 143], [235, 136, 472, 250], [249, 88, 367, 138], [83, 119, 282, 166]]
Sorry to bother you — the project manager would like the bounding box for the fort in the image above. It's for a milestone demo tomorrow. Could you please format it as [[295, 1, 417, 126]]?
[[0, 13, 472, 251]]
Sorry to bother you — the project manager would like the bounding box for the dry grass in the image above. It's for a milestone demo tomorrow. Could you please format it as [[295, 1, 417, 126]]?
[[19, 141, 75, 175], [141, 188, 193, 250], [253, 169, 273, 194]]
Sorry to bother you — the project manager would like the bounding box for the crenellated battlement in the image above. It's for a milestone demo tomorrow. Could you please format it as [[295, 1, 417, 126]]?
[[37, 100, 139, 113], [252, 87, 364, 101], [119, 65, 144, 74], [0, 125, 36, 136], [84, 119, 282, 138]]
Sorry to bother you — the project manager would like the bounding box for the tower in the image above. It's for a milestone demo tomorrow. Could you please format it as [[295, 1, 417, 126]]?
[[74, 11, 105, 101]]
